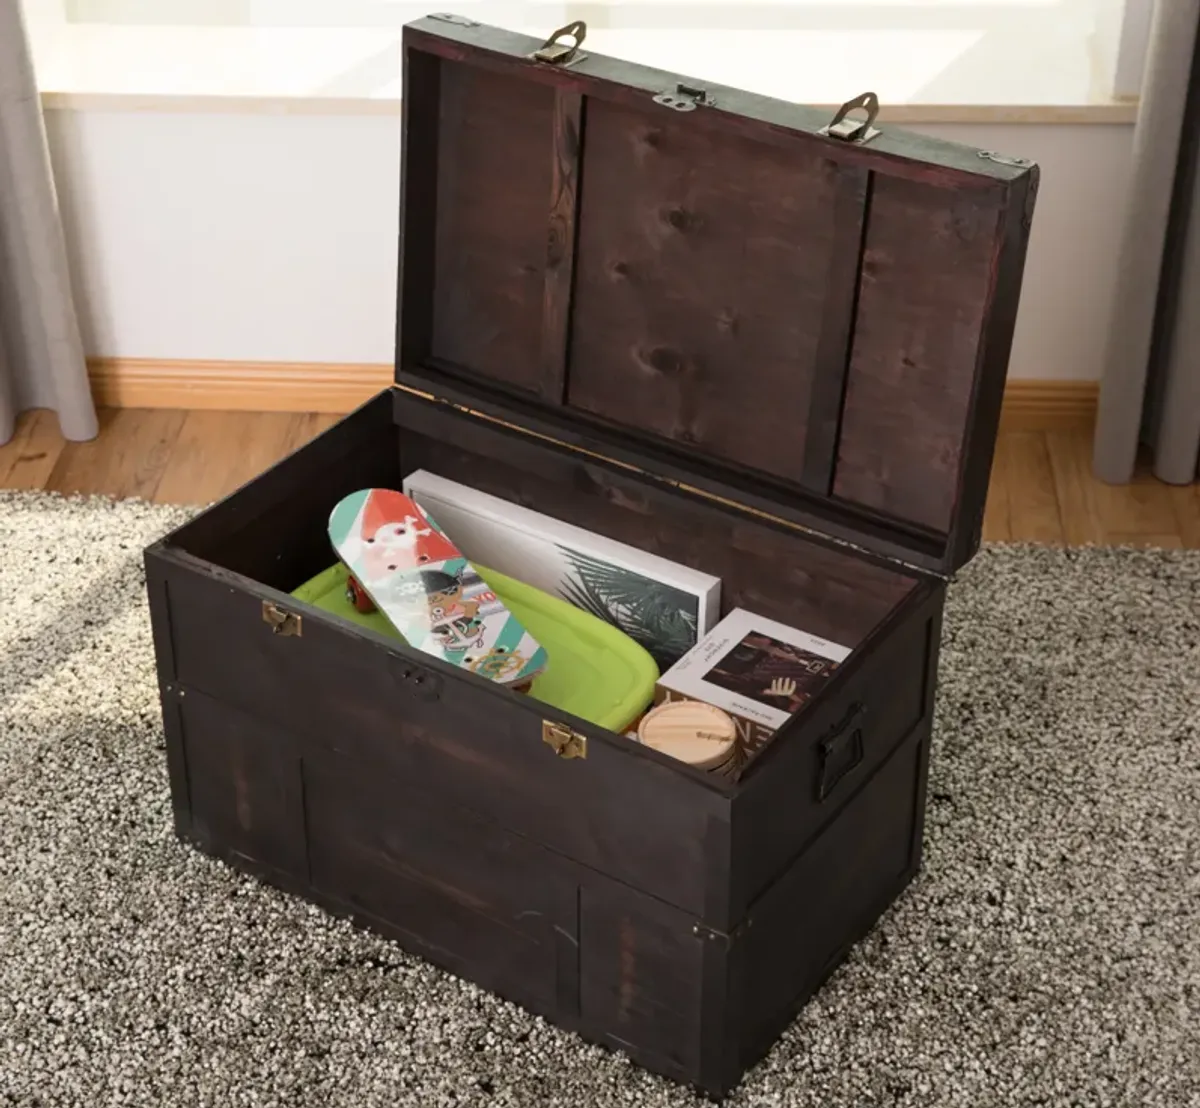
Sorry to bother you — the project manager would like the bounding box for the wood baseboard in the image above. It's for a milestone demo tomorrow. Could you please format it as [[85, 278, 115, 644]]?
[[87, 358, 1099, 431], [997, 379, 1098, 430], [87, 357, 391, 413]]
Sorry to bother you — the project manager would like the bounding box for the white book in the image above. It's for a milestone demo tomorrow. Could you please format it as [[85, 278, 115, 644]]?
[[401, 469, 721, 671], [657, 607, 852, 732]]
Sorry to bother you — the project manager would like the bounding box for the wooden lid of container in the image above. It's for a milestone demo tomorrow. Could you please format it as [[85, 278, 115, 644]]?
[[395, 15, 1039, 577], [637, 700, 738, 772]]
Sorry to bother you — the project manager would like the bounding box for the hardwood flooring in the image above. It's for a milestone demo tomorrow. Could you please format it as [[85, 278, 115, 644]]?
[[2, 408, 1197, 548]]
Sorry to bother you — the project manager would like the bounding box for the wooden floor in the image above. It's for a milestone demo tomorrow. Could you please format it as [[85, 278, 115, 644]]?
[[2, 407, 1198, 549]]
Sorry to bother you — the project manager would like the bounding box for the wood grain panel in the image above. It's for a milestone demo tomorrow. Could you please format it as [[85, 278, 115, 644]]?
[[179, 689, 307, 878], [46, 408, 185, 500], [431, 60, 555, 393], [1045, 430, 1105, 545], [565, 97, 846, 483], [740, 722, 924, 1060], [1095, 456, 1184, 545], [580, 883, 702, 1078], [1169, 483, 1200, 549], [539, 89, 584, 403], [732, 599, 933, 916], [280, 411, 343, 453], [306, 752, 570, 1014], [833, 176, 1005, 533], [397, 44, 441, 368], [0, 410, 69, 488], [1005, 431, 1064, 543], [801, 165, 873, 493], [87, 358, 388, 413], [154, 410, 299, 506]]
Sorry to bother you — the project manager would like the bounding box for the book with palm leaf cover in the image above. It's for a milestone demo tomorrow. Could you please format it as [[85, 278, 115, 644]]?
[[401, 470, 721, 670], [555, 547, 699, 672]]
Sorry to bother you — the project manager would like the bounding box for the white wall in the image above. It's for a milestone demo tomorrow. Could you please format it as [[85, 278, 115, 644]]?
[[22, 0, 67, 55], [43, 107, 1133, 380]]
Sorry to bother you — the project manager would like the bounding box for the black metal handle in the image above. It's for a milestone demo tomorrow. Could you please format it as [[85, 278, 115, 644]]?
[[817, 702, 866, 801]]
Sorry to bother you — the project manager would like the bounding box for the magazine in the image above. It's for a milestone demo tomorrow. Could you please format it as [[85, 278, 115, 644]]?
[[654, 608, 852, 752]]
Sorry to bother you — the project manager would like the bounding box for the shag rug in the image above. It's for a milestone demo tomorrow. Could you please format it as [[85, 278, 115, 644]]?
[[1, 490, 1198, 1108]]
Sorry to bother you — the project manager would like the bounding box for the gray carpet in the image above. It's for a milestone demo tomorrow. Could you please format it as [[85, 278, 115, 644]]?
[[1, 490, 1198, 1108]]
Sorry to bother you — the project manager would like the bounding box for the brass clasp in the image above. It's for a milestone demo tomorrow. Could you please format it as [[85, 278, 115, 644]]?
[[542, 720, 587, 759], [819, 92, 882, 145], [531, 20, 588, 66], [262, 601, 302, 637]]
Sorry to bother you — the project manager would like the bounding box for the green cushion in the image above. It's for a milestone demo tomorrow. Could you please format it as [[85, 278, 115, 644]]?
[[291, 561, 659, 734]]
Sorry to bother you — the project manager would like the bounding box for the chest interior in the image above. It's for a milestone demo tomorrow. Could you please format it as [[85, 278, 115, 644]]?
[[166, 385, 925, 772]]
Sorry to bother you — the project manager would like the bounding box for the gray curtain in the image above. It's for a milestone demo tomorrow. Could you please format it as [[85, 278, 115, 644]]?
[[0, 1, 97, 447], [1095, 0, 1200, 485]]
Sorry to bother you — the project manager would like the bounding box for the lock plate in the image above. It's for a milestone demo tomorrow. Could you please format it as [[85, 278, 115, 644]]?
[[543, 720, 587, 759], [653, 83, 713, 112]]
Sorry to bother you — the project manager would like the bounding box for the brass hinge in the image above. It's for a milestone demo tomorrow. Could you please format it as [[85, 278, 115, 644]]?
[[653, 83, 713, 112], [543, 719, 587, 759], [530, 20, 587, 66], [819, 92, 882, 145], [978, 149, 1035, 169], [262, 601, 302, 637]]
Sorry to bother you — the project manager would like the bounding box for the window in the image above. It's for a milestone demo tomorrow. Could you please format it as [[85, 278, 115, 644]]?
[[32, 1, 1156, 107]]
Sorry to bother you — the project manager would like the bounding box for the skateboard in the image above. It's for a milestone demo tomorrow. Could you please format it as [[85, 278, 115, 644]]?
[[327, 488, 549, 688]]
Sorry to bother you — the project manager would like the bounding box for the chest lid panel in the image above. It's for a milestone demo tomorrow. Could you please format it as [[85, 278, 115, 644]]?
[[396, 15, 1039, 577]]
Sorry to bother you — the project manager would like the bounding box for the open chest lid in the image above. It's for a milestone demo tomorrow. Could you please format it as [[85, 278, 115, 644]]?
[[394, 14, 1040, 579]]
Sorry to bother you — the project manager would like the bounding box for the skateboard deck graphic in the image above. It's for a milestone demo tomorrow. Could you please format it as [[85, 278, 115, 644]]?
[[328, 488, 548, 686]]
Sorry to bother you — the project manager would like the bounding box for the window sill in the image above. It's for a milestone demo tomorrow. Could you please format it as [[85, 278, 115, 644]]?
[[31, 23, 1139, 125]]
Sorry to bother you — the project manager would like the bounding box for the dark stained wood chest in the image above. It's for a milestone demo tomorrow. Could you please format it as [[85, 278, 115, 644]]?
[[142, 15, 1039, 1098]]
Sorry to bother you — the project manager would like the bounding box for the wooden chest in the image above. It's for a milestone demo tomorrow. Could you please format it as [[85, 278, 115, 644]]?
[[143, 15, 1039, 1099]]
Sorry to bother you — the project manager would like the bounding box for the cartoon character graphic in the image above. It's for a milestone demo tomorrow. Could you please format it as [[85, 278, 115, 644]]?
[[328, 488, 549, 688], [384, 568, 485, 652]]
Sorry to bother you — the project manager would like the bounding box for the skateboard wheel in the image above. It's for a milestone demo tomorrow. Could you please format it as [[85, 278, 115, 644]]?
[[346, 575, 377, 614]]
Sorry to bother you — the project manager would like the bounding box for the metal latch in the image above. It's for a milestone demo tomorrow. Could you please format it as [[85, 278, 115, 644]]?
[[978, 150, 1035, 169], [262, 601, 302, 637], [530, 20, 587, 66], [427, 12, 479, 27], [653, 83, 713, 112], [819, 92, 881, 145], [543, 720, 587, 760]]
